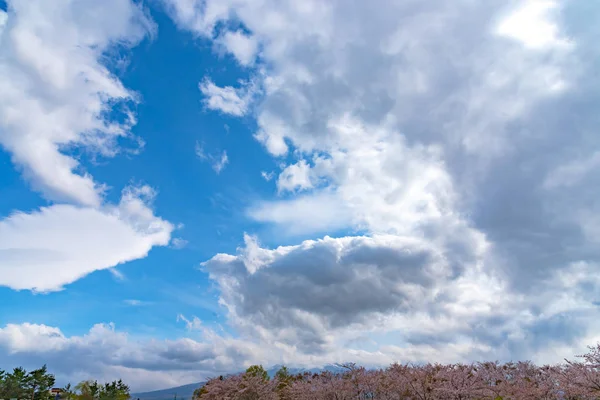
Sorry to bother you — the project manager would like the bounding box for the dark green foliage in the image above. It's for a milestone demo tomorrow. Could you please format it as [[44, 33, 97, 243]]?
[[28, 365, 56, 400], [61, 383, 75, 400], [75, 379, 130, 400], [274, 366, 290, 382], [244, 365, 269, 382], [0, 366, 129, 400], [192, 386, 208, 400], [100, 379, 130, 400], [0, 365, 55, 400]]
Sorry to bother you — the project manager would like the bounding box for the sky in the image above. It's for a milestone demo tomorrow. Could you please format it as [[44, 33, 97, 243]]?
[[0, 0, 600, 392]]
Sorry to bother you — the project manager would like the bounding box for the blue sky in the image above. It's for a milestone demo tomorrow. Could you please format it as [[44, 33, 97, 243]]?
[[1, 0, 600, 392]]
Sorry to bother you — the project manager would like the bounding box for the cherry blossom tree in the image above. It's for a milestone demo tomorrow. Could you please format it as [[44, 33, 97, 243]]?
[[193, 343, 600, 400]]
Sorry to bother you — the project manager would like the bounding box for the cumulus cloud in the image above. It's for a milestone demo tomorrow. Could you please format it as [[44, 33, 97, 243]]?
[[252, 116, 458, 238], [216, 30, 259, 66], [163, 0, 600, 368], [199, 78, 254, 117], [202, 233, 600, 364], [0, 185, 173, 292], [276, 160, 313, 193], [202, 233, 484, 353]]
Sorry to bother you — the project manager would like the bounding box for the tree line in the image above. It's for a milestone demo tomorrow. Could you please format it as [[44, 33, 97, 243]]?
[[4, 343, 600, 400], [0, 365, 130, 400], [194, 343, 600, 399]]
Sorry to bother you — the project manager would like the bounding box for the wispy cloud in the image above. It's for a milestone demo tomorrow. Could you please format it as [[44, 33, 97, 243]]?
[[260, 171, 275, 181], [176, 314, 203, 331], [170, 237, 189, 249], [109, 268, 126, 281], [195, 141, 229, 174], [123, 299, 152, 306]]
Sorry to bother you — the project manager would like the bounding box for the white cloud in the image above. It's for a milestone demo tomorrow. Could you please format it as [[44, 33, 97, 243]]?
[[0, 0, 155, 207], [123, 299, 151, 306], [496, 1, 570, 50], [277, 160, 313, 193], [199, 78, 253, 117], [170, 237, 189, 249], [177, 314, 203, 331], [217, 30, 259, 66], [195, 141, 229, 174], [260, 171, 275, 181], [253, 112, 289, 156], [109, 268, 126, 281], [0, 185, 173, 292], [247, 191, 353, 236], [212, 152, 229, 174], [250, 116, 456, 237]]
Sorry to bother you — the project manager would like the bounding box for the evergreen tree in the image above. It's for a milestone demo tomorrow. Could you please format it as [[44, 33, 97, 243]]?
[[26, 365, 56, 400]]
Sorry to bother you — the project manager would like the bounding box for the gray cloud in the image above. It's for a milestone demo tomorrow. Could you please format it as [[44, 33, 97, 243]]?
[[0, 323, 265, 391], [202, 233, 487, 354]]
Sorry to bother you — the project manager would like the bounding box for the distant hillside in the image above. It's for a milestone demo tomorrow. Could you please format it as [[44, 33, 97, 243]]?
[[132, 381, 203, 400], [132, 365, 345, 400]]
